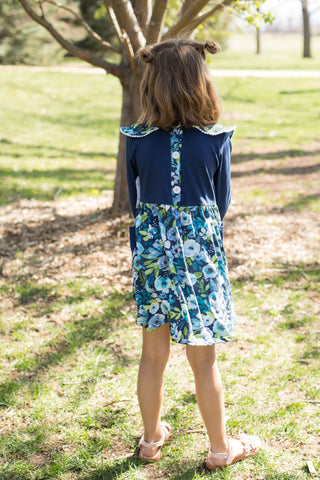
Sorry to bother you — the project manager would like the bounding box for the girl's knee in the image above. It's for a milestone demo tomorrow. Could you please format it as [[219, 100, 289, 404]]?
[[140, 348, 169, 372], [186, 345, 217, 372]]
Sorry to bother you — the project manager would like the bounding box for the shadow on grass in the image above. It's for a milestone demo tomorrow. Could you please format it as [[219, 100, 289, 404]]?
[[232, 162, 320, 178], [233, 260, 320, 288], [280, 192, 320, 212], [0, 138, 114, 160], [232, 148, 320, 164], [0, 290, 133, 409], [0, 166, 115, 206]]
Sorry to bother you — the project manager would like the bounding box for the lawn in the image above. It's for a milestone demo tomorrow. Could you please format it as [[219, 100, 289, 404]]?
[[210, 32, 320, 70], [0, 68, 319, 480]]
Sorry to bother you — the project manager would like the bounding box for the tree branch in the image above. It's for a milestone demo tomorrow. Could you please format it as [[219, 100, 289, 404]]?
[[108, 0, 145, 52], [180, 0, 236, 35], [17, 0, 122, 76], [163, 0, 210, 39], [180, 0, 196, 18], [132, 0, 152, 35], [146, 0, 169, 44], [105, 3, 135, 68], [42, 0, 121, 54]]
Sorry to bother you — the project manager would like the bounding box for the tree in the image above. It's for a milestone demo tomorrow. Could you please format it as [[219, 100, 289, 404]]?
[[16, 0, 270, 212], [301, 0, 311, 57], [300, 0, 320, 58]]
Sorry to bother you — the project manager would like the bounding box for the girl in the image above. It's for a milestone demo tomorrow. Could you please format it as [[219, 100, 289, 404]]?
[[121, 39, 261, 471]]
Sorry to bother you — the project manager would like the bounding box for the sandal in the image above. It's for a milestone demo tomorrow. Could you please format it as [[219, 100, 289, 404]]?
[[206, 434, 261, 470], [138, 422, 171, 461]]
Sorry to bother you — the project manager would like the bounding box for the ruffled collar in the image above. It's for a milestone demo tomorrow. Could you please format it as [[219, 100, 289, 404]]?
[[120, 123, 236, 138]]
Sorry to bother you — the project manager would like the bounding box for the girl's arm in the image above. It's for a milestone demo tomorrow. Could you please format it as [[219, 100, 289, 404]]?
[[214, 133, 232, 221], [125, 137, 139, 216]]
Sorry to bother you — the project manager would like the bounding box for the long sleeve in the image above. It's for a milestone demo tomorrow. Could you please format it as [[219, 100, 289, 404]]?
[[214, 133, 232, 221], [125, 137, 138, 216]]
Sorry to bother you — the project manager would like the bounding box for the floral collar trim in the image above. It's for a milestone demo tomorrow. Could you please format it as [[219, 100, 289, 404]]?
[[120, 123, 236, 138], [120, 124, 159, 138]]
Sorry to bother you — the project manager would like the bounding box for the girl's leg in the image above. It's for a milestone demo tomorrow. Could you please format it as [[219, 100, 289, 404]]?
[[186, 345, 229, 453], [137, 323, 170, 452]]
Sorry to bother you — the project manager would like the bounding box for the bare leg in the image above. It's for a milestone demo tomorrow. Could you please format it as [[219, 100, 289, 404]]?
[[186, 345, 229, 453], [137, 323, 170, 456]]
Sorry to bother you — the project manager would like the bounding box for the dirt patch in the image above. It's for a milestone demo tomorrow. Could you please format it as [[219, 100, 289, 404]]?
[[0, 147, 319, 295]]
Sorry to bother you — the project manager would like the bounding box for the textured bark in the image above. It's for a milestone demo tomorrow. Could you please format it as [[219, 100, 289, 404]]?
[[109, 0, 145, 52], [133, 0, 152, 34], [146, 0, 169, 44]]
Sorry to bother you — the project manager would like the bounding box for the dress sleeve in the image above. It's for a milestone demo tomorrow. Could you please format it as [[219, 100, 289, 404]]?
[[214, 133, 232, 221], [125, 136, 139, 216]]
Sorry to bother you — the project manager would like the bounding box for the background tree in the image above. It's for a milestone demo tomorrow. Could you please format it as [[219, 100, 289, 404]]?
[[301, 0, 320, 58], [301, 0, 311, 57], [16, 0, 271, 212]]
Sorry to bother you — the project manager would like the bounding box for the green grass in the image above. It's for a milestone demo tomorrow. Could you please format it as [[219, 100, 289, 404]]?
[[0, 71, 121, 204], [210, 33, 320, 70], [0, 66, 320, 479], [0, 69, 319, 205], [0, 267, 319, 479]]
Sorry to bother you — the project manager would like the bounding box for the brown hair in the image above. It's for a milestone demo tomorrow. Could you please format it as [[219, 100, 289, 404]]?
[[137, 39, 221, 130]]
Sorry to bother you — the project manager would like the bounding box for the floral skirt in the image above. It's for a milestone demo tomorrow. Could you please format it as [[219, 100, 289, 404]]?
[[130, 202, 237, 345]]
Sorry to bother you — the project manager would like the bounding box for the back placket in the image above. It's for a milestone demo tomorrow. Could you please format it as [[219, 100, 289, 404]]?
[[170, 127, 183, 206]]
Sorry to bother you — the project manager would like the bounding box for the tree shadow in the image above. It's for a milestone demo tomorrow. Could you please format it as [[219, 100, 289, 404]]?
[[0, 290, 134, 410], [282, 192, 320, 211], [0, 164, 116, 206], [232, 162, 320, 178], [0, 138, 114, 160], [280, 89, 320, 95], [232, 148, 320, 164], [1, 206, 130, 264]]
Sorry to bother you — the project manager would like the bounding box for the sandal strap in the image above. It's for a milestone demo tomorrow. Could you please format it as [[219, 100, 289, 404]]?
[[208, 437, 231, 461], [208, 434, 261, 466], [138, 423, 170, 450], [139, 437, 164, 449]]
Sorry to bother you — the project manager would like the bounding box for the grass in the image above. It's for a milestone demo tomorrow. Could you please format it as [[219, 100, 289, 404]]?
[[0, 65, 319, 479], [0, 68, 319, 205], [0, 71, 121, 204], [210, 32, 320, 70]]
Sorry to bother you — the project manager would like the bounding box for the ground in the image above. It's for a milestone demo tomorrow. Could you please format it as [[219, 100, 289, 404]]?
[[1, 144, 319, 292], [0, 67, 319, 480]]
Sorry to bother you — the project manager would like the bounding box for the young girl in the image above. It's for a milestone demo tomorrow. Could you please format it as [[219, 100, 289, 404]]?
[[121, 38, 261, 470]]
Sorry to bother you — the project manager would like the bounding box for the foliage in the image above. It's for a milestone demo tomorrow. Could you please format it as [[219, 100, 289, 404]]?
[[73, 0, 118, 54], [0, 0, 64, 65]]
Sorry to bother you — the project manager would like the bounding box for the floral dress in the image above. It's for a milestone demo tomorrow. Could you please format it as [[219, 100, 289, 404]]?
[[121, 123, 237, 346]]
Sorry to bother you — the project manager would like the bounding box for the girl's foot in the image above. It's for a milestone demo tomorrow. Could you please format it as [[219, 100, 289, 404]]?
[[138, 422, 171, 461], [206, 434, 261, 470]]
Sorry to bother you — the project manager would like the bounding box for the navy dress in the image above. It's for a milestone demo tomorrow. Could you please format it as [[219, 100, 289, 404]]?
[[121, 123, 237, 346]]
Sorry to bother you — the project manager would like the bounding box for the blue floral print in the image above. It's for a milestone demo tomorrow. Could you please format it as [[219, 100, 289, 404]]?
[[126, 125, 237, 346]]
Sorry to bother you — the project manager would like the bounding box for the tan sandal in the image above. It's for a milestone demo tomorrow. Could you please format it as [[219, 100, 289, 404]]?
[[206, 434, 261, 470], [138, 422, 171, 461]]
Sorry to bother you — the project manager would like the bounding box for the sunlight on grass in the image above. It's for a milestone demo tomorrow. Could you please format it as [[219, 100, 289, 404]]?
[[0, 66, 319, 479]]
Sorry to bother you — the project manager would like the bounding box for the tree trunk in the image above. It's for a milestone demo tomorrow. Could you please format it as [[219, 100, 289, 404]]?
[[302, 0, 311, 58], [256, 27, 261, 55], [113, 68, 142, 212]]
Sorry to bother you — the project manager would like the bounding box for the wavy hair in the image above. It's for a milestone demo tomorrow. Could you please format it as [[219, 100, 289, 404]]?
[[137, 39, 221, 130]]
